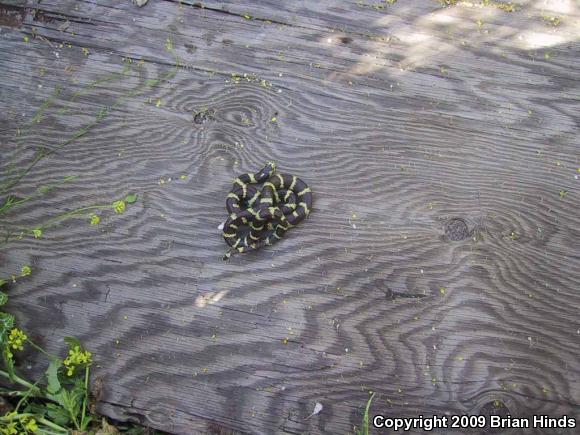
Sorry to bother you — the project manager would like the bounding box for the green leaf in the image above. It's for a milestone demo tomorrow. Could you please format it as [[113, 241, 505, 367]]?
[[24, 402, 49, 415], [2, 196, 15, 208], [45, 402, 72, 426], [0, 279, 6, 287], [0, 292, 7, 307], [24, 401, 71, 427], [80, 413, 93, 431], [47, 388, 70, 409], [0, 312, 15, 333], [360, 392, 375, 435], [48, 381, 85, 425], [124, 193, 138, 204], [64, 336, 82, 349], [46, 358, 63, 394]]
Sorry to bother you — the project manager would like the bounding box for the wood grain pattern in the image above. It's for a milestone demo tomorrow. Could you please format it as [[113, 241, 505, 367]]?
[[1, 0, 579, 433]]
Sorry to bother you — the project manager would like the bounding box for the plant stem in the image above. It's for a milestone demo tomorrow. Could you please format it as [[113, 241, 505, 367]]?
[[1, 53, 177, 198], [0, 389, 37, 397], [1, 66, 133, 194], [2, 86, 62, 183], [0, 176, 77, 216], [0, 202, 116, 248], [0, 152, 45, 195], [26, 338, 60, 360], [39, 204, 114, 227], [0, 413, 68, 433], [0, 369, 40, 394], [1, 111, 101, 196], [37, 417, 69, 433], [14, 378, 41, 413], [80, 365, 90, 430], [71, 412, 81, 431], [37, 429, 66, 435], [0, 203, 116, 248]]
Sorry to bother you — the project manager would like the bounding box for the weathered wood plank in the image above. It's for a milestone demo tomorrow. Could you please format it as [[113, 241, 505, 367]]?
[[1, 0, 579, 433]]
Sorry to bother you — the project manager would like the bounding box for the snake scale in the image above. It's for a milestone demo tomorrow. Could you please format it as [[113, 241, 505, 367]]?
[[222, 162, 313, 260]]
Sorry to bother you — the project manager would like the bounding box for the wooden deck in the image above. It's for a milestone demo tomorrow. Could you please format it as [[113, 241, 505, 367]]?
[[1, 0, 579, 433]]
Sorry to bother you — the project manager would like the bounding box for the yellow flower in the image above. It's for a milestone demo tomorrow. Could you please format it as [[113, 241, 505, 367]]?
[[63, 345, 92, 376], [8, 328, 27, 351], [90, 214, 101, 225], [112, 201, 126, 214], [32, 229, 42, 239], [22, 417, 38, 433], [0, 422, 18, 435], [21, 265, 32, 277]]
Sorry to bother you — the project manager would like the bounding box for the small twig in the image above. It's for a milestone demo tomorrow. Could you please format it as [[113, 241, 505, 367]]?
[[35, 33, 55, 48]]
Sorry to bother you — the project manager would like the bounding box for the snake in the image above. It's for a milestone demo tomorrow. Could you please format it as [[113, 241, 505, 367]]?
[[222, 162, 312, 260]]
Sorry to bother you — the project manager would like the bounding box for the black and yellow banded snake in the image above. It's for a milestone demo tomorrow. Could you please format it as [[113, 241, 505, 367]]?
[[222, 162, 313, 260]]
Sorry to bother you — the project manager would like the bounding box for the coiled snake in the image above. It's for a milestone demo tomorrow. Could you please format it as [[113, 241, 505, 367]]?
[[222, 162, 313, 260]]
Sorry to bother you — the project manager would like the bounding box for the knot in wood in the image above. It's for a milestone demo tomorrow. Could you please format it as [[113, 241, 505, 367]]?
[[444, 218, 470, 241]]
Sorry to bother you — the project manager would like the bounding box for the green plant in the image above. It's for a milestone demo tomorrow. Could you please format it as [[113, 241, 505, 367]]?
[[0, 176, 77, 216], [356, 392, 375, 435], [0, 65, 140, 247], [0, 37, 181, 434], [1, 193, 138, 247], [0, 267, 94, 433], [0, 118, 136, 433]]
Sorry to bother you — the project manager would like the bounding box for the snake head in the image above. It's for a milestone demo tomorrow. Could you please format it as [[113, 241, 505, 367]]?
[[257, 161, 277, 179]]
